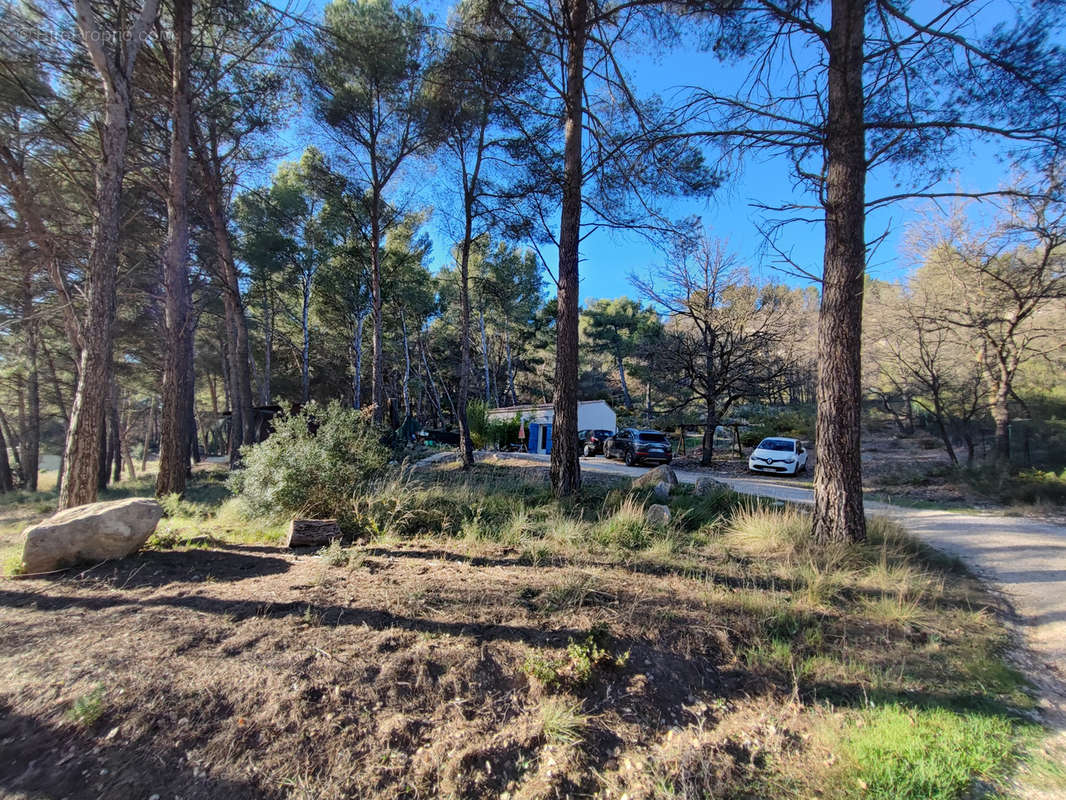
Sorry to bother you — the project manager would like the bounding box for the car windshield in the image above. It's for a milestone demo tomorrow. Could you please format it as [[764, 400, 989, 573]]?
[[593, 430, 612, 437], [757, 438, 795, 452], [637, 432, 668, 443]]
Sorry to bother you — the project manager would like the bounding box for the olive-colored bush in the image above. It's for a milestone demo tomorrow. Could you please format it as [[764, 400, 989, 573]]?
[[229, 402, 390, 519]]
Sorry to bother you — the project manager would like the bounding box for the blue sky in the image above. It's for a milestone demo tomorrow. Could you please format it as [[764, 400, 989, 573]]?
[[275, 0, 1031, 305]]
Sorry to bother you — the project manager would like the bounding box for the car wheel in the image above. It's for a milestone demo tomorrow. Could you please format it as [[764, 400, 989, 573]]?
[[624, 451, 635, 466]]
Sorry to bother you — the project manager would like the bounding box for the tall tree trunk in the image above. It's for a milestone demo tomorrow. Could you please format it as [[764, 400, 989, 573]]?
[[479, 305, 491, 405], [156, 0, 193, 497], [457, 225, 476, 466], [0, 420, 13, 492], [813, 0, 866, 545], [301, 268, 312, 403], [194, 122, 256, 450], [121, 402, 137, 480], [141, 399, 154, 474], [222, 326, 242, 462], [550, 0, 587, 498], [616, 352, 633, 410], [701, 398, 717, 468], [186, 316, 198, 468], [110, 384, 122, 483], [400, 309, 411, 416], [418, 328, 444, 427], [352, 310, 365, 408], [61, 0, 159, 509], [0, 409, 22, 480], [505, 328, 518, 405], [370, 194, 385, 423], [990, 361, 1012, 465], [98, 400, 110, 491], [262, 296, 273, 404], [20, 282, 40, 491], [43, 341, 69, 497], [17, 355, 40, 490]]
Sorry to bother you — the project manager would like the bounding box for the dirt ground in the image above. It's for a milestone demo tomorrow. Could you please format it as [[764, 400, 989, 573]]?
[[0, 462, 1055, 799], [0, 539, 785, 799]]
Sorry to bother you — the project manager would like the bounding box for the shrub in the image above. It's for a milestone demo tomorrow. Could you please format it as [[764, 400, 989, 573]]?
[[68, 685, 106, 727], [467, 399, 522, 450], [593, 496, 653, 550], [229, 402, 390, 519], [523, 624, 628, 691], [739, 404, 815, 447], [467, 399, 489, 448]]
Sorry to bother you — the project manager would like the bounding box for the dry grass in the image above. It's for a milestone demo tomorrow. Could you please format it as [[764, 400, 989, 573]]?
[[0, 463, 1054, 800]]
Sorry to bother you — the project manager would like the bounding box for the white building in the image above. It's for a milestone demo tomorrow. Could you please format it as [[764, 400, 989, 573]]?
[[486, 400, 617, 454]]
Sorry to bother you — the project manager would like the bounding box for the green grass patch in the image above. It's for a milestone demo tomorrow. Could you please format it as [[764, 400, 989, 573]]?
[[831, 704, 1032, 800], [67, 685, 107, 727]]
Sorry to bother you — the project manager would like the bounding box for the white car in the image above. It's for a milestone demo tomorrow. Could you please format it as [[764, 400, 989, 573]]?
[[748, 437, 808, 476]]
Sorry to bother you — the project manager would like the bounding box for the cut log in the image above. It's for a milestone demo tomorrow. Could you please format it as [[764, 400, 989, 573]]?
[[286, 519, 342, 548]]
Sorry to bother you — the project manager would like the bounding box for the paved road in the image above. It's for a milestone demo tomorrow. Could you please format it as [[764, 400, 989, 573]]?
[[469, 451, 1066, 688]]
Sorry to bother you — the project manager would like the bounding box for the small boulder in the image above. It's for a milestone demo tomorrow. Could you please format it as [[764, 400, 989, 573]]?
[[633, 464, 678, 489], [652, 481, 672, 501], [646, 504, 671, 526], [20, 498, 164, 575], [695, 477, 730, 496]]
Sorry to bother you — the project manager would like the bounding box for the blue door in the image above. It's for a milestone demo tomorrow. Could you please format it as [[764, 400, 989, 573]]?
[[528, 422, 541, 453], [544, 424, 552, 454]]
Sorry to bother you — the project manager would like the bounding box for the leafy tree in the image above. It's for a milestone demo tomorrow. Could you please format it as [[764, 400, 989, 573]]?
[[687, 0, 1066, 541], [496, 0, 718, 496], [426, 0, 534, 466], [915, 195, 1066, 464], [581, 297, 659, 410], [50, 0, 161, 507], [865, 280, 987, 465], [156, 0, 195, 497], [634, 235, 800, 465], [296, 0, 435, 423]]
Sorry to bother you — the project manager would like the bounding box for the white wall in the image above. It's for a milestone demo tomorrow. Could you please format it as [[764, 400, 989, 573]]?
[[488, 400, 616, 433], [576, 401, 616, 431]]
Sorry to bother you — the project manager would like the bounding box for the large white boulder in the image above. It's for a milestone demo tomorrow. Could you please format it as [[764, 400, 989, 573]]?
[[20, 498, 164, 575], [632, 464, 678, 489]]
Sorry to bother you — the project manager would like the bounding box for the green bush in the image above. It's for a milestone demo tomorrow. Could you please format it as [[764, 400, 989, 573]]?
[[467, 399, 489, 448], [229, 401, 390, 519], [466, 399, 522, 450], [963, 466, 1066, 505], [739, 404, 815, 447]]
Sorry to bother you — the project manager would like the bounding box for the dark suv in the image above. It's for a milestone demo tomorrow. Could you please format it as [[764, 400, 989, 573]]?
[[604, 429, 672, 466], [578, 429, 614, 457]]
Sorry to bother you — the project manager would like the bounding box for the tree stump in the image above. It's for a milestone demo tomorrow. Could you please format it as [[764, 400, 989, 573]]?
[[286, 519, 342, 548]]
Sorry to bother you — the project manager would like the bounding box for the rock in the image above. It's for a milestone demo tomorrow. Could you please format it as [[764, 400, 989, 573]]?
[[633, 464, 678, 489], [286, 519, 342, 548], [694, 477, 730, 496], [652, 481, 671, 501], [646, 504, 671, 526], [20, 498, 163, 574]]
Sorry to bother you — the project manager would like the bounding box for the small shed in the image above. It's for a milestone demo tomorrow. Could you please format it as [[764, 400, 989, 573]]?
[[486, 400, 617, 455]]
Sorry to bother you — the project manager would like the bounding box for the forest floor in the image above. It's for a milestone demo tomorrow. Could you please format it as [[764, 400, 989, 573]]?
[[2, 463, 1066, 799]]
